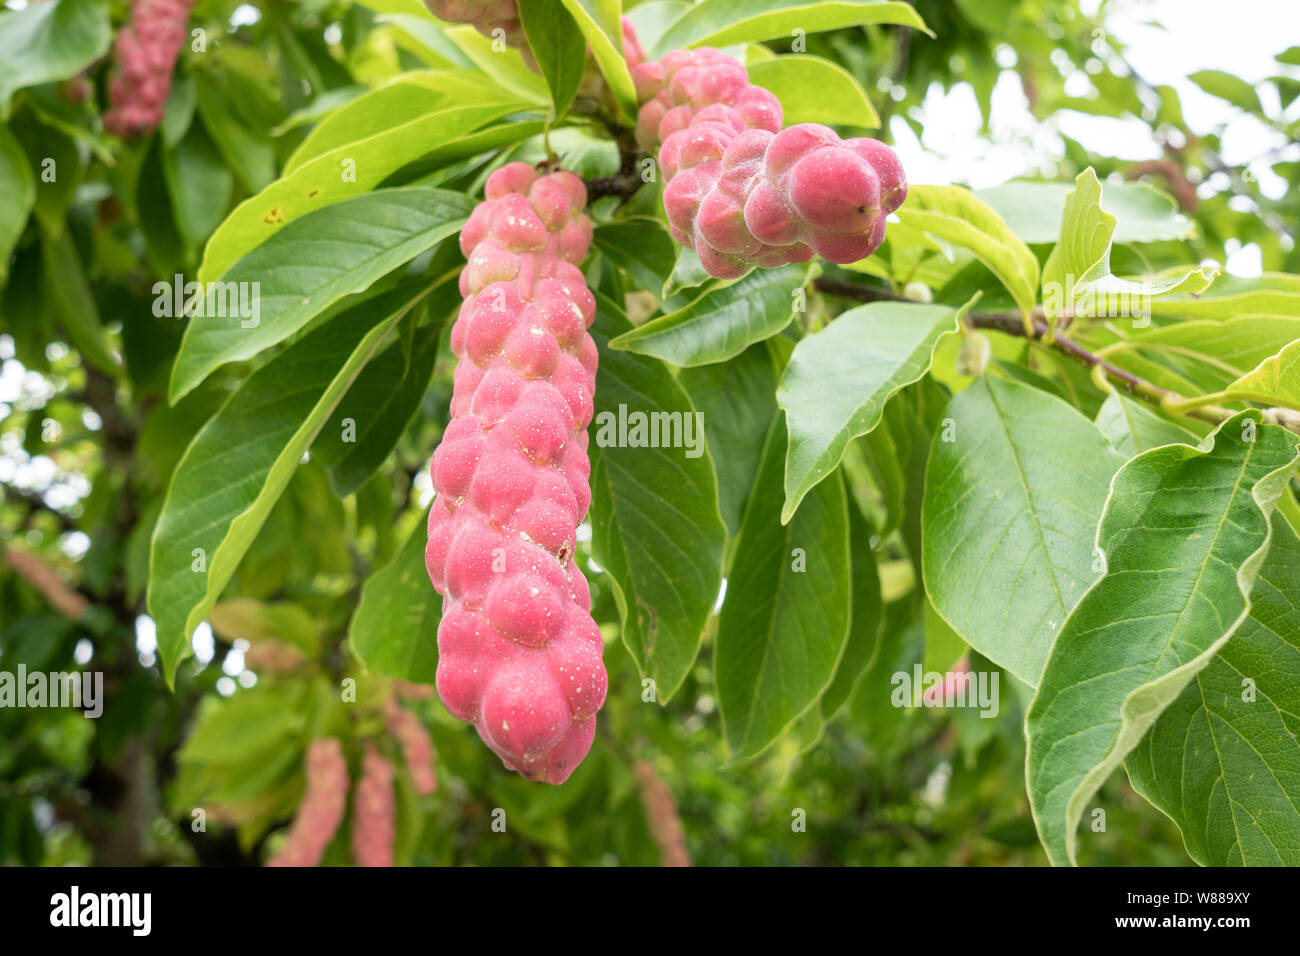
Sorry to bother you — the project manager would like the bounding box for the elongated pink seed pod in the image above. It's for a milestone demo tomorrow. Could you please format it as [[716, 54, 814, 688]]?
[[351, 746, 396, 867], [104, 0, 196, 138], [425, 161, 606, 785], [634, 760, 692, 867], [266, 738, 348, 867], [626, 24, 907, 278], [385, 697, 438, 796]]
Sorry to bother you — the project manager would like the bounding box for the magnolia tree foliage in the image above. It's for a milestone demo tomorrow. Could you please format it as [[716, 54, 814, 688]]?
[[0, 0, 1299, 869]]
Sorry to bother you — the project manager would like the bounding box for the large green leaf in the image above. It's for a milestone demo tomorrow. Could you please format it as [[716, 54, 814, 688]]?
[[1189, 69, 1262, 114], [777, 300, 965, 524], [592, 220, 678, 294], [311, 282, 460, 497], [652, 0, 929, 57], [171, 186, 471, 402], [977, 179, 1195, 245], [1116, 317, 1300, 379], [0, 123, 35, 281], [1094, 392, 1197, 458], [716, 416, 851, 760], [560, 0, 638, 119], [610, 264, 810, 367], [922, 376, 1125, 686], [588, 294, 727, 702], [1041, 169, 1213, 326], [162, 118, 234, 249], [1026, 413, 1300, 866], [1127, 516, 1300, 866], [350, 518, 442, 684], [1147, 273, 1300, 321], [40, 226, 119, 376], [898, 185, 1039, 318], [819, 498, 883, 720], [748, 54, 879, 128], [0, 0, 111, 111], [1220, 341, 1300, 411], [679, 344, 778, 536], [519, 1, 587, 117], [149, 283, 434, 685], [197, 104, 513, 283]]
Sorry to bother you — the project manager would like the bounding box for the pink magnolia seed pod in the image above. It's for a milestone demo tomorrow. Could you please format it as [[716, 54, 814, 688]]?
[[266, 738, 348, 868], [351, 745, 396, 868], [385, 697, 438, 796], [104, 0, 197, 138], [426, 162, 606, 786]]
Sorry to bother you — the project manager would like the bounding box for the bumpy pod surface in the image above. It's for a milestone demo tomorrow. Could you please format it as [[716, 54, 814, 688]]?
[[425, 162, 606, 785], [385, 697, 438, 796], [104, 0, 196, 138], [351, 746, 396, 867], [627, 27, 907, 278], [634, 760, 692, 867], [266, 738, 348, 867]]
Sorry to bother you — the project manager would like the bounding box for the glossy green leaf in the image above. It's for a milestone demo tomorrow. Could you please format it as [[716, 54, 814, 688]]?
[[777, 300, 965, 524], [149, 283, 434, 684], [350, 518, 442, 684], [172, 186, 471, 402], [588, 294, 727, 703], [1147, 273, 1300, 321], [679, 344, 779, 535], [198, 104, 513, 283], [1189, 69, 1262, 114], [1094, 392, 1197, 458], [1127, 516, 1300, 866], [162, 119, 234, 248], [610, 264, 810, 367], [560, 0, 639, 119], [1221, 341, 1300, 411], [0, 0, 111, 111], [922, 376, 1124, 686], [518, 1, 587, 116], [716, 416, 851, 760], [592, 220, 678, 294], [652, 0, 930, 57], [748, 54, 879, 128], [1026, 413, 1300, 865], [0, 123, 34, 280], [898, 185, 1039, 318], [819, 498, 883, 720]]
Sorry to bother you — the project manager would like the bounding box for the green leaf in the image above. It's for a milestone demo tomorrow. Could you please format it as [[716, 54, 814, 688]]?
[[747, 54, 879, 128], [679, 345, 779, 536], [350, 518, 442, 684], [819, 498, 883, 720], [172, 186, 472, 402], [179, 689, 306, 765], [162, 118, 234, 249], [193, 73, 276, 193], [1094, 392, 1197, 458], [1119, 317, 1300, 378], [922, 376, 1125, 686], [898, 185, 1039, 319], [1026, 413, 1300, 866], [0, 123, 35, 280], [443, 25, 551, 101], [1189, 69, 1263, 114], [587, 294, 727, 703], [519, 0, 587, 117], [1220, 341, 1300, 411], [777, 300, 965, 524], [592, 220, 678, 294], [1127, 516, 1300, 866], [198, 103, 515, 283], [976, 179, 1195, 244], [0, 0, 111, 112], [149, 282, 434, 685], [652, 0, 930, 57], [40, 226, 119, 376], [1147, 273, 1300, 321], [610, 264, 810, 366], [312, 285, 457, 497], [209, 599, 322, 656], [560, 0, 639, 120], [716, 416, 851, 760], [1041, 169, 1214, 325]]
